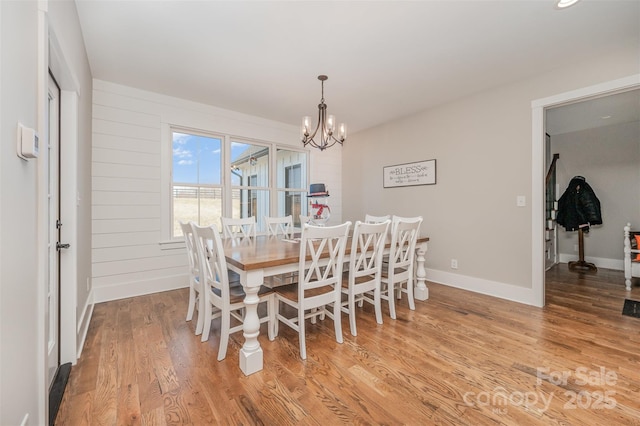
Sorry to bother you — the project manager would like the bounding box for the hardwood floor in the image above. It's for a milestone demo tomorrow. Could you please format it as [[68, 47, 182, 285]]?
[[55, 266, 640, 425]]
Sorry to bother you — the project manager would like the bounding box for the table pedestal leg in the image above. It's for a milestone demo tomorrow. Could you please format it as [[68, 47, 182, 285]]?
[[240, 271, 263, 375], [414, 242, 429, 301]]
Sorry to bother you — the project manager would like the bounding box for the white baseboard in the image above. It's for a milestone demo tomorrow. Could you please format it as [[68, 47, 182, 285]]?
[[76, 292, 94, 362], [425, 268, 538, 306], [93, 274, 188, 304], [77, 289, 93, 334], [558, 254, 622, 270]]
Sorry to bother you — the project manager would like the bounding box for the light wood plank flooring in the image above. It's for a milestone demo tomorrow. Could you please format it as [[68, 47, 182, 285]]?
[[55, 266, 640, 425]]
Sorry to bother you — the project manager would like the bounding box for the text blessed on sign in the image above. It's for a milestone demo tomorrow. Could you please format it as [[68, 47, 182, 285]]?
[[383, 159, 436, 188]]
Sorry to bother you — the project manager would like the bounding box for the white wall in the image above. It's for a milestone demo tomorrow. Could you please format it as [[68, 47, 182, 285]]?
[[553, 121, 640, 269], [342, 46, 640, 305], [91, 80, 341, 303], [0, 2, 39, 424], [0, 1, 92, 424]]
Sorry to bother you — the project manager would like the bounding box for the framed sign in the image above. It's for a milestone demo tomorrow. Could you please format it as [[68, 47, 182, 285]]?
[[383, 159, 436, 188]]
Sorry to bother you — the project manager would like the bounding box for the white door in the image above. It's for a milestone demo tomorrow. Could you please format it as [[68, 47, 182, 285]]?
[[46, 72, 61, 389]]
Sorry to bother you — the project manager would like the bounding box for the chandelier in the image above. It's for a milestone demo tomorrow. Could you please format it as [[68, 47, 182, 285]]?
[[301, 75, 347, 150]]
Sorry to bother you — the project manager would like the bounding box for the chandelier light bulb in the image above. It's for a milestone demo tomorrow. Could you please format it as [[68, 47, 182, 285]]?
[[338, 123, 347, 141], [327, 115, 335, 134], [302, 116, 311, 135]]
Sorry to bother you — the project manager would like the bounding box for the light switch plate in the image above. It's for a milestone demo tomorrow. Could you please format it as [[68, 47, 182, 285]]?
[[516, 195, 526, 207]]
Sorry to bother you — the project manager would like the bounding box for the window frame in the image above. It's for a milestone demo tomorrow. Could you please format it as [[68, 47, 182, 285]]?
[[169, 127, 225, 239], [163, 125, 309, 242]]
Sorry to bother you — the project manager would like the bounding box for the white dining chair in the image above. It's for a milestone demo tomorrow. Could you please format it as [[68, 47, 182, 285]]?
[[191, 223, 275, 360], [380, 215, 423, 319], [180, 221, 205, 334], [364, 214, 391, 224], [340, 220, 390, 336], [221, 216, 257, 239], [364, 214, 391, 262], [264, 215, 293, 237], [264, 215, 298, 285], [274, 221, 351, 360], [299, 215, 311, 226]]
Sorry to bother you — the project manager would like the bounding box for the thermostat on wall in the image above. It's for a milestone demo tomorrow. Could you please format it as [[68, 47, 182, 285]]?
[[17, 123, 39, 160]]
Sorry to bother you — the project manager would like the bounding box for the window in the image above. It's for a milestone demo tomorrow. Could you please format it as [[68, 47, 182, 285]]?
[[248, 175, 258, 217], [277, 149, 307, 227], [230, 141, 269, 232], [171, 130, 308, 238], [172, 131, 223, 237], [285, 164, 302, 225]]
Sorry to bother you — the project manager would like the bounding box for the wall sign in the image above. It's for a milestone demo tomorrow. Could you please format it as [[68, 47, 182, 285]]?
[[383, 159, 436, 188]]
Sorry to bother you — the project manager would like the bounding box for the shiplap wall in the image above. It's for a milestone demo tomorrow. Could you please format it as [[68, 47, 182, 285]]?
[[91, 79, 341, 303], [91, 87, 179, 302]]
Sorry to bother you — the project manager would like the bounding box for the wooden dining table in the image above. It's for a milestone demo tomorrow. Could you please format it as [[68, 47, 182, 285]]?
[[222, 233, 429, 375]]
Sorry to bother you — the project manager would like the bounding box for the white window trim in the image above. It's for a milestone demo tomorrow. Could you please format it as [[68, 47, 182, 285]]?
[[160, 124, 309, 246]]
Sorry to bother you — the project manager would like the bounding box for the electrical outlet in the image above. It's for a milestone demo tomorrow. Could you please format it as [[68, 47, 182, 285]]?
[[86, 277, 90, 292], [451, 259, 458, 269]]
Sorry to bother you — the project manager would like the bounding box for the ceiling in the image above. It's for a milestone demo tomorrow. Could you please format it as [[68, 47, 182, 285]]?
[[546, 88, 640, 135], [74, 0, 640, 134]]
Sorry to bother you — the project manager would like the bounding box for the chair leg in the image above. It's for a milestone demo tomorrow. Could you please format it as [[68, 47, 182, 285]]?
[[406, 278, 415, 311], [374, 289, 383, 325], [195, 293, 205, 335], [274, 298, 280, 337], [200, 304, 212, 342], [217, 311, 230, 361], [268, 295, 276, 341], [387, 283, 397, 320], [333, 302, 343, 344], [298, 308, 307, 360], [186, 285, 196, 321], [349, 295, 358, 336]]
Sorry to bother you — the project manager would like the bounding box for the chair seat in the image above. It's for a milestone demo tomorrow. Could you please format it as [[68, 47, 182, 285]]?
[[341, 272, 375, 289], [380, 265, 409, 279], [275, 283, 336, 303]]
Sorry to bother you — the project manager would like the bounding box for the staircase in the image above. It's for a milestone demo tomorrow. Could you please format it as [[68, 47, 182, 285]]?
[[545, 153, 560, 270]]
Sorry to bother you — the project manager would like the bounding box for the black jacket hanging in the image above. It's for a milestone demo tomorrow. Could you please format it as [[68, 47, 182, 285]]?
[[556, 176, 602, 233]]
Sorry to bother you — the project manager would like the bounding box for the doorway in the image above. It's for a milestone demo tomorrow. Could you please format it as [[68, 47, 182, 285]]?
[[46, 71, 61, 389], [46, 71, 72, 426], [532, 74, 640, 307]]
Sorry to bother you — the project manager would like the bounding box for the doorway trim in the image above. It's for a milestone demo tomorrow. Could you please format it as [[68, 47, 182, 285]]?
[[48, 20, 80, 366], [531, 73, 640, 307], [38, 10, 81, 424]]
